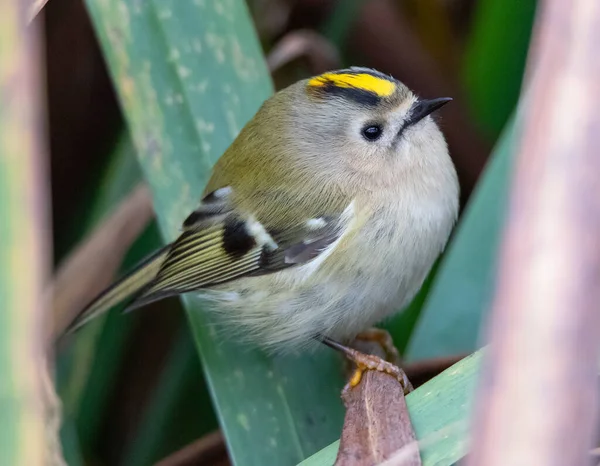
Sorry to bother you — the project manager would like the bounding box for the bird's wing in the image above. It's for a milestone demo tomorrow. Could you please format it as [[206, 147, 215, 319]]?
[[127, 186, 354, 310]]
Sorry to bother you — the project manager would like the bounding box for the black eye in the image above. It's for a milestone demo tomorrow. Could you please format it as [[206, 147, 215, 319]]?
[[361, 124, 383, 141]]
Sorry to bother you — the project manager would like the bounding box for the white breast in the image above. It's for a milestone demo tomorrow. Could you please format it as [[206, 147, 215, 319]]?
[[310, 195, 456, 340], [201, 190, 457, 352]]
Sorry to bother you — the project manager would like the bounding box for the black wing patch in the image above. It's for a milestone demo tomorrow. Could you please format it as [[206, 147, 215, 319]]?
[[125, 188, 350, 311], [222, 218, 257, 257]]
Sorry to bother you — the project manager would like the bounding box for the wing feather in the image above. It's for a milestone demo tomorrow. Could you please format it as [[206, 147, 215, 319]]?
[[126, 187, 353, 310]]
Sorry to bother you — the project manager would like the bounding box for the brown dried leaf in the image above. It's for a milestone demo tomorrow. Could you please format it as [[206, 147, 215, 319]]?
[[335, 370, 421, 466], [334, 332, 421, 466]]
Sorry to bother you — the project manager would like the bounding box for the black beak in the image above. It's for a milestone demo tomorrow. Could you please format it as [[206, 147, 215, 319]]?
[[407, 97, 452, 126]]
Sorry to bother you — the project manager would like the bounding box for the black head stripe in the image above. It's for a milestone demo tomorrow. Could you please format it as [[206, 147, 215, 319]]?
[[307, 68, 397, 106], [313, 82, 381, 106]]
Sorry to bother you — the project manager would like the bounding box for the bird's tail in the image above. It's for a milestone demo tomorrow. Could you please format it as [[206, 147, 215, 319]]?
[[64, 245, 171, 335]]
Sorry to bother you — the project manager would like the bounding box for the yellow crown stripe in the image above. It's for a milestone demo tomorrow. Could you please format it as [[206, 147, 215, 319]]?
[[308, 73, 396, 98]]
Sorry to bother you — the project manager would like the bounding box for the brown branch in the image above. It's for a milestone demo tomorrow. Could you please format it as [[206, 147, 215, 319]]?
[[335, 370, 421, 466], [154, 431, 230, 466], [467, 1, 600, 465], [333, 333, 421, 466], [48, 183, 153, 343], [1, 0, 59, 463]]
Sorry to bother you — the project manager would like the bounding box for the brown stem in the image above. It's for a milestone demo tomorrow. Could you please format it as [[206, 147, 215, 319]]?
[[1, 0, 58, 464], [335, 370, 421, 466], [467, 1, 600, 464], [153, 431, 229, 466]]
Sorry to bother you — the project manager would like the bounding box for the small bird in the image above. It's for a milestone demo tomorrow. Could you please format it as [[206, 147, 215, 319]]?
[[68, 67, 459, 390]]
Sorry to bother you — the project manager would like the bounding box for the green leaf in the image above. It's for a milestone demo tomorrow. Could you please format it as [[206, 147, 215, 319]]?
[[85, 0, 346, 464], [405, 116, 519, 361], [298, 351, 481, 466], [463, 0, 537, 137], [59, 418, 84, 466]]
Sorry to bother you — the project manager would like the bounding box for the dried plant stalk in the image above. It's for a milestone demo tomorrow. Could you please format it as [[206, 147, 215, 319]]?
[[335, 370, 421, 466], [0, 0, 55, 464], [334, 335, 421, 466], [467, 0, 600, 465]]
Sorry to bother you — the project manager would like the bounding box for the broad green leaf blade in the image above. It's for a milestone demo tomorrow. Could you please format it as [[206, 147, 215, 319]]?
[[405, 117, 519, 361], [86, 1, 345, 463], [298, 351, 481, 466], [463, 0, 537, 137]]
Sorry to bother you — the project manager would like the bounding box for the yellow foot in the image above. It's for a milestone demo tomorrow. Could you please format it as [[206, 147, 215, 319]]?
[[322, 337, 414, 398], [353, 327, 402, 366]]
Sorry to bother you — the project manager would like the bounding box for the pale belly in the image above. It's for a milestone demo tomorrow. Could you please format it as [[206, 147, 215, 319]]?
[[202, 201, 455, 352]]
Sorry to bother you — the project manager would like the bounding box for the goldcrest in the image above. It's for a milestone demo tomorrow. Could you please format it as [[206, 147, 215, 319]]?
[[68, 67, 459, 353]]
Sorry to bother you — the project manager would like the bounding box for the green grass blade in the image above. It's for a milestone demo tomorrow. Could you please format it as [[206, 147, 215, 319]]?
[[405, 116, 519, 361], [59, 419, 84, 466], [463, 0, 537, 137], [85, 0, 346, 463], [298, 351, 481, 466]]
